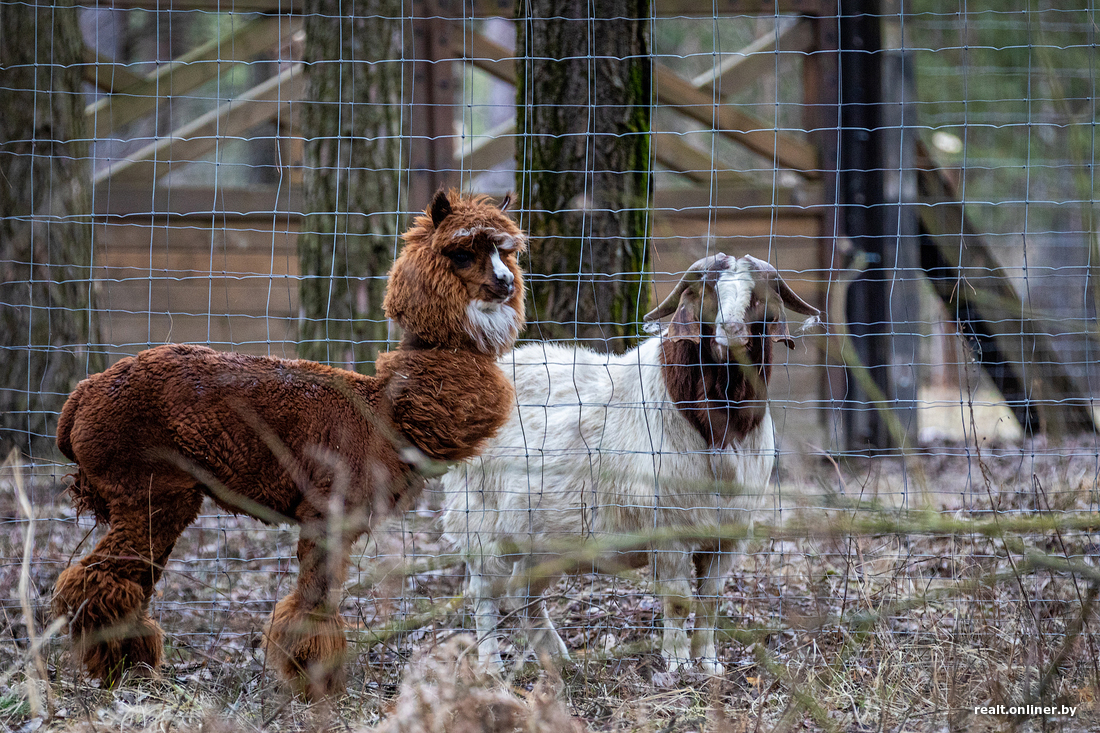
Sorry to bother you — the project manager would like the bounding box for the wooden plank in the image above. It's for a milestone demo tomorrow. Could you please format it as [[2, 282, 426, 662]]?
[[98, 312, 299, 355], [915, 140, 1096, 435], [86, 16, 302, 135], [87, 0, 830, 14], [654, 0, 834, 14], [691, 18, 812, 97], [83, 47, 145, 92], [653, 132, 755, 185], [98, 279, 296, 314], [93, 182, 304, 218], [86, 0, 299, 11], [93, 63, 305, 186], [653, 185, 825, 219], [656, 64, 817, 175]]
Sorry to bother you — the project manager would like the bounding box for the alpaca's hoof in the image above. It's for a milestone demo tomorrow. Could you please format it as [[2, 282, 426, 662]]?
[[264, 593, 348, 700], [91, 614, 165, 685], [53, 564, 163, 684]]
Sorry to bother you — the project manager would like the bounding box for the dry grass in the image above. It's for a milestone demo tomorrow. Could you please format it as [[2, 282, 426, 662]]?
[[4, 440, 1100, 733]]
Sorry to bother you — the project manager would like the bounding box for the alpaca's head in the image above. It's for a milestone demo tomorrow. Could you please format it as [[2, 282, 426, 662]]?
[[385, 190, 527, 356]]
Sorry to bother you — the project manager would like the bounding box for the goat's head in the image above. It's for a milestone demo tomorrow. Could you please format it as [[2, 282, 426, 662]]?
[[385, 190, 527, 356], [644, 253, 820, 364]]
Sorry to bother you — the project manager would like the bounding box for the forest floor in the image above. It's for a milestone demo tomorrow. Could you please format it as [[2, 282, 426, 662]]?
[[3, 436, 1100, 733]]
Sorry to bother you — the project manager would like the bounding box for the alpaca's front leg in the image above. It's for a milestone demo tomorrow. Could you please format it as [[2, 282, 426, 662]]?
[[263, 533, 349, 699]]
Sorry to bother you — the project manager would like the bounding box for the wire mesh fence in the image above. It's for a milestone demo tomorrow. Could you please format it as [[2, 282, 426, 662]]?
[[2, 1, 1099, 731]]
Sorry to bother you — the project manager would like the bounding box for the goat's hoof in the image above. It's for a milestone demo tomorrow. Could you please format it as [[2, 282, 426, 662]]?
[[528, 630, 570, 660], [697, 658, 725, 676]]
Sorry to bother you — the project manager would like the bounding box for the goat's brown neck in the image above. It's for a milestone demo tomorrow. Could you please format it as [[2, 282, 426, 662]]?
[[660, 326, 773, 449]]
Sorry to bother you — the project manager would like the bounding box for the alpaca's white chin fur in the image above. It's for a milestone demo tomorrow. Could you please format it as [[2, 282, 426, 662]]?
[[465, 300, 520, 355]]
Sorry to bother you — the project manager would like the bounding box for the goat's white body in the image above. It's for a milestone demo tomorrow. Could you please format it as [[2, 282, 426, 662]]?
[[442, 337, 775, 675]]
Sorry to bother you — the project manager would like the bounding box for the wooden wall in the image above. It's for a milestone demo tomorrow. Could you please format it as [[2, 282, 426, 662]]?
[[93, 219, 300, 362]]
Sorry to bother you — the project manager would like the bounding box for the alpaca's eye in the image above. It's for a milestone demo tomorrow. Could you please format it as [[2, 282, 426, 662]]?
[[449, 250, 474, 268]]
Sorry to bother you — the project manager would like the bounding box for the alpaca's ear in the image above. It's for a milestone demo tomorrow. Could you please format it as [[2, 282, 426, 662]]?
[[430, 189, 452, 228], [499, 192, 512, 212]]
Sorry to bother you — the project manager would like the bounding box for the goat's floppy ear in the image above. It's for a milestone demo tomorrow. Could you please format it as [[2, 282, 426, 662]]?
[[499, 192, 512, 212], [430, 189, 452, 228], [767, 311, 796, 350], [666, 291, 704, 344]]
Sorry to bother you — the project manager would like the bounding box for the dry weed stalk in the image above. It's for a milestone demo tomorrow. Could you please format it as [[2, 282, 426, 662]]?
[[362, 636, 586, 733], [4, 448, 55, 719]]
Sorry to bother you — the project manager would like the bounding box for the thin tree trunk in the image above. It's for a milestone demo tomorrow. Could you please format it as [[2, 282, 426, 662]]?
[[0, 0, 104, 458], [516, 0, 652, 353], [298, 0, 404, 372]]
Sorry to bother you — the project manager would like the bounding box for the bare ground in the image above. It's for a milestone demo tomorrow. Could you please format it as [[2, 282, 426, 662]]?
[[3, 438, 1100, 733]]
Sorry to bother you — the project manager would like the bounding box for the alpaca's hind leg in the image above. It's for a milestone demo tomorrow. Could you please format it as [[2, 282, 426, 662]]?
[[264, 532, 349, 699], [53, 479, 202, 684]]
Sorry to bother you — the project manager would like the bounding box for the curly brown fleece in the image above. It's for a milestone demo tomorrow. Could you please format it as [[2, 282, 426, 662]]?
[[51, 191, 525, 699]]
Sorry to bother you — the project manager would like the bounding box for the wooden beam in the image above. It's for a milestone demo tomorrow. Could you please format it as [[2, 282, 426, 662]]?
[[653, 132, 756, 185], [86, 16, 301, 135], [915, 140, 1096, 435], [656, 64, 817, 176], [691, 17, 812, 97], [456, 119, 516, 171], [94, 63, 304, 186], [83, 47, 145, 92], [460, 31, 515, 84], [457, 30, 818, 176]]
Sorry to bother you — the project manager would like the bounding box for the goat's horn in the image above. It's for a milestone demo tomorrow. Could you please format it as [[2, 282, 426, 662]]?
[[743, 255, 820, 316], [643, 254, 729, 322]]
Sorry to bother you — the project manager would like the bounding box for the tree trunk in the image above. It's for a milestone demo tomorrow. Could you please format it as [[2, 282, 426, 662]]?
[[0, 0, 104, 459], [298, 0, 404, 372], [516, 0, 652, 353]]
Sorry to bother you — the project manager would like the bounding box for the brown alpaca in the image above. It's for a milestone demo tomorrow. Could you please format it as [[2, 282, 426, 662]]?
[[51, 190, 526, 699]]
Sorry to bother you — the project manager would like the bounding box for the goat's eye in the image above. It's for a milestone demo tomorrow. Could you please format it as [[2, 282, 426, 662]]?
[[449, 250, 474, 268]]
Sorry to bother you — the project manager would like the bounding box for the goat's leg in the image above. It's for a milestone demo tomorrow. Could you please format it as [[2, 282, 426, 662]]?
[[263, 529, 349, 700], [53, 477, 202, 684], [510, 556, 569, 661], [653, 546, 694, 676], [691, 545, 736, 675], [468, 558, 506, 673]]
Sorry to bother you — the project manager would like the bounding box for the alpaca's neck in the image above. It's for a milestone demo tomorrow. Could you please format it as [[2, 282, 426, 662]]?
[[375, 345, 513, 464]]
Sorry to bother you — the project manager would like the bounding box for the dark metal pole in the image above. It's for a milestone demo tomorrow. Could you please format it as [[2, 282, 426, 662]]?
[[839, 0, 892, 452]]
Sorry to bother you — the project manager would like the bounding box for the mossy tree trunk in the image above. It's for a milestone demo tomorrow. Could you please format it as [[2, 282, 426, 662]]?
[[298, 0, 404, 372], [516, 0, 652, 353], [0, 0, 104, 458]]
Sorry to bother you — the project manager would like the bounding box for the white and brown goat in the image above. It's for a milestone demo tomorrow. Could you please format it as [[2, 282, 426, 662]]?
[[441, 253, 819, 677]]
